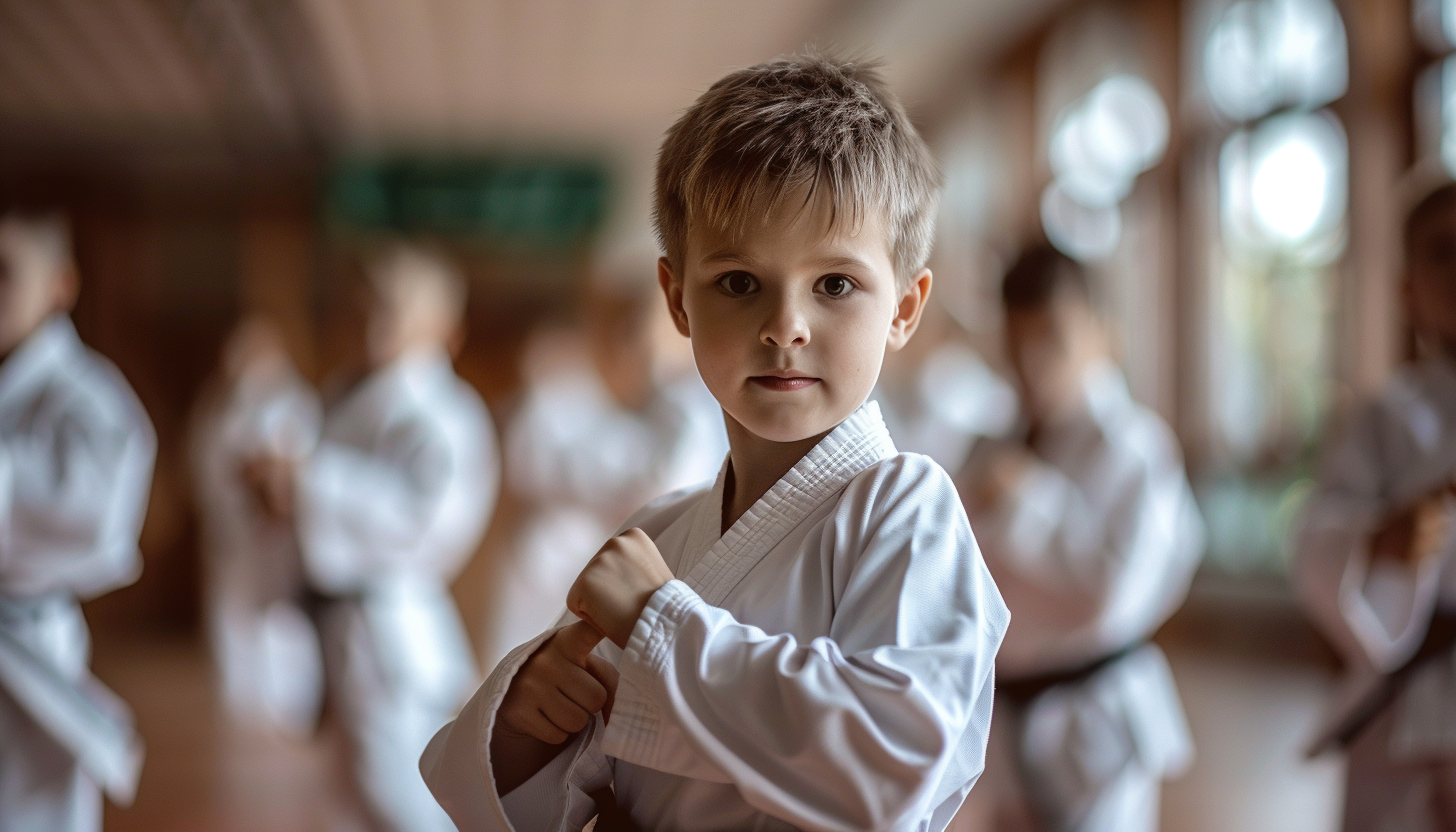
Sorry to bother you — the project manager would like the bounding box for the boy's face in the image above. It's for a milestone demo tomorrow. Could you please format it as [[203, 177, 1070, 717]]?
[[0, 225, 75, 360], [1406, 199, 1456, 352], [1004, 293, 1106, 426], [660, 195, 929, 444], [363, 271, 456, 369]]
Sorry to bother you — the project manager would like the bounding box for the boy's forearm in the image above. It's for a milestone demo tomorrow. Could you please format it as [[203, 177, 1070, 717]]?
[[489, 729, 568, 796]]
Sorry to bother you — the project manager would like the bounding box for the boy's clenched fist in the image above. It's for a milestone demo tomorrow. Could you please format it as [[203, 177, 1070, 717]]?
[[496, 621, 618, 744], [568, 528, 675, 649]]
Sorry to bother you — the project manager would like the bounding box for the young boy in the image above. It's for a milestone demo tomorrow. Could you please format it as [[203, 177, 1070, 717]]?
[[955, 247, 1202, 832], [190, 316, 323, 736], [1295, 181, 1456, 832], [0, 213, 155, 830], [256, 243, 499, 831], [421, 54, 1009, 831]]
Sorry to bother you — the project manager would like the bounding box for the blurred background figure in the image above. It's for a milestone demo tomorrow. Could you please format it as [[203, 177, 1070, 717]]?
[[956, 247, 1204, 832], [0, 213, 155, 830], [483, 245, 727, 671], [875, 298, 1017, 473], [189, 315, 323, 737], [1294, 179, 1456, 832], [264, 243, 497, 832]]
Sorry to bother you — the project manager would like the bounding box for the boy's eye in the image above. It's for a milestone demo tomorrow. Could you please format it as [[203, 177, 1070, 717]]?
[[718, 271, 758, 296], [819, 275, 854, 297]]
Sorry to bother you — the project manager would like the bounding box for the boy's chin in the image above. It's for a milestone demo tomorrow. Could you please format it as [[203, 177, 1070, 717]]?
[[730, 404, 851, 445]]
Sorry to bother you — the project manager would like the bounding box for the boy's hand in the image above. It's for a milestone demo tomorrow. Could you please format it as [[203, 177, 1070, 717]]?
[[567, 528, 675, 649], [971, 447, 1033, 511], [491, 621, 618, 794], [496, 621, 618, 745], [1371, 487, 1454, 567], [240, 454, 297, 521]]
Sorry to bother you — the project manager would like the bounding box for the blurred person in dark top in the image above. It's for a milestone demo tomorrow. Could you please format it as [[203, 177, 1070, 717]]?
[[956, 245, 1204, 832], [0, 212, 155, 830], [1296, 179, 1456, 832]]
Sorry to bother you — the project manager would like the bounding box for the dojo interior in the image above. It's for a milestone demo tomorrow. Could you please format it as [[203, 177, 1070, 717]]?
[[0, 0, 1437, 829]]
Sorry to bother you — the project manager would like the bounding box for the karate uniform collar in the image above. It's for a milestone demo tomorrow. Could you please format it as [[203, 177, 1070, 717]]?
[[353, 347, 456, 405], [678, 400, 898, 606], [0, 315, 83, 406]]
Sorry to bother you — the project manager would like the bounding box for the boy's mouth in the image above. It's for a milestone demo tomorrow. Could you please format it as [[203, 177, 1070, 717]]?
[[749, 372, 819, 391]]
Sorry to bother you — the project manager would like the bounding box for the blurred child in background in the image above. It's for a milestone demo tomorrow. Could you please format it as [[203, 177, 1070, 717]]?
[[874, 296, 1016, 473], [956, 246, 1203, 832], [0, 213, 155, 831], [1295, 180, 1456, 832], [482, 255, 727, 672], [252, 243, 498, 832], [190, 315, 323, 737]]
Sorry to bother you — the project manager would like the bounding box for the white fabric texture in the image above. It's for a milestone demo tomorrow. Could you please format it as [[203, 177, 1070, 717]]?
[[958, 363, 1202, 829], [422, 402, 1009, 832], [296, 349, 498, 832], [483, 364, 727, 671], [189, 358, 323, 735], [0, 316, 155, 831], [1294, 355, 1456, 829]]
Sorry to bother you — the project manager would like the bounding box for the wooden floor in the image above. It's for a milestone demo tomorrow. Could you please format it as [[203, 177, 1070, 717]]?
[[91, 596, 1346, 831]]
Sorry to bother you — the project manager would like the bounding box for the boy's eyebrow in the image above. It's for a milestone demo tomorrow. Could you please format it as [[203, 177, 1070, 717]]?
[[699, 248, 756, 265], [697, 251, 879, 272], [812, 255, 875, 271]]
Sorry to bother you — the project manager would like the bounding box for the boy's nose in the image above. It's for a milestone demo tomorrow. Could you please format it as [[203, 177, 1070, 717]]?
[[760, 296, 810, 348]]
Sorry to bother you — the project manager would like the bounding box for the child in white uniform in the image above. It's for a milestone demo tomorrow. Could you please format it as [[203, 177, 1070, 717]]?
[[956, 247, 1202, 832], [255, 244, 500, 831], [0, 213, 155, 831], [421, 54, 1009, 831], [1295, 182, 1456, 831], [190, 316, 323, 736]]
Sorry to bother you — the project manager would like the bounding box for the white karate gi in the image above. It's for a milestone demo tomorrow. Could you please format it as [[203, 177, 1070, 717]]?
[[1293, 355, 1456, 832], [0, 316, 155, 831], [422, 402, 1009, 832], [958, 363, 1202, 832], [296, 349, 498, 832], [875, 341, 1016, 472], [483, 364, 727, 671], [190, 358, 323, 736]]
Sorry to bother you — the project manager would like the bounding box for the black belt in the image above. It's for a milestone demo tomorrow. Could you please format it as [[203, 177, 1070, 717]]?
[[1328, 610, 1456, 750], [997, 642, 1144, 706]]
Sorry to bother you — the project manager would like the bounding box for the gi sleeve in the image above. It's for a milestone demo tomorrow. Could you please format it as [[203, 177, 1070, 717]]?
[[602, 459, 1009, 832], [1293, 403, 1454, 672], [0, 389, 155, 598]]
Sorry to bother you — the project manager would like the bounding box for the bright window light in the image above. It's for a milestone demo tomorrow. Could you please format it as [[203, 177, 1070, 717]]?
[[1041, 182, 1122, 261], [1251, 135, 1328, 240], [1204, 0, 1347, 123]]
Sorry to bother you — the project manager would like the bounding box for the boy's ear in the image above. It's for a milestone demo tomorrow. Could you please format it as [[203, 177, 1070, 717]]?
[[657, 257, 691, 338], [886, 269, 932, 352]]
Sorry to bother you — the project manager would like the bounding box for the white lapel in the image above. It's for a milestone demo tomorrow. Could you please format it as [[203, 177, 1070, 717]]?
[[0, 316, 74, 410], [677, 401, 897, 607]]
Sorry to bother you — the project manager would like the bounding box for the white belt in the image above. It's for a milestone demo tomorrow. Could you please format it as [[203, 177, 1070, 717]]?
[[0, 597, 143, 804]]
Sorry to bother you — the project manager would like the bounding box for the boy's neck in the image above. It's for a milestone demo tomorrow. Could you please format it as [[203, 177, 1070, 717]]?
[[720, 415, 831, 535]]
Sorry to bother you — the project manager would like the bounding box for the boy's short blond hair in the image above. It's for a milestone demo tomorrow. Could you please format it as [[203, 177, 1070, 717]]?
[[653, 53, 942, 286]]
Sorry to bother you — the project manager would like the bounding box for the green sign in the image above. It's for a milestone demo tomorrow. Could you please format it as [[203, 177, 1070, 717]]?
[[326, 156, 610, 250]]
